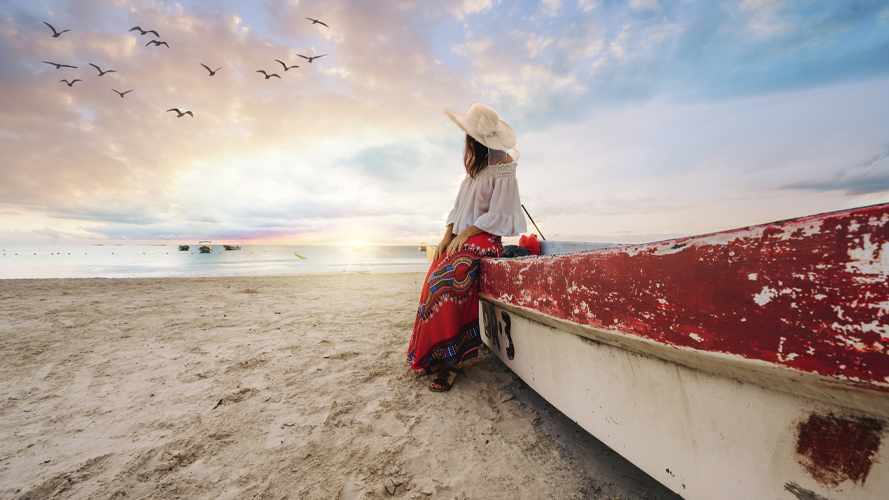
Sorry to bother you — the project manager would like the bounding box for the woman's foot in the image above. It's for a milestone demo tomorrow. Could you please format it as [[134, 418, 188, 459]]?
[[429, 364, 464, 392], [416, 362, 443, 377]]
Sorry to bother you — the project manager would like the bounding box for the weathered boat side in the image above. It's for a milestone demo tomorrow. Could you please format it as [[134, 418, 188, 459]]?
[[482, 203, 889, 397], [479, 203, 889, 500]]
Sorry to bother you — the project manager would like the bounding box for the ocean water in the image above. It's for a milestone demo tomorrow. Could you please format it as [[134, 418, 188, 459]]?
[[0, 244, 432, 279]]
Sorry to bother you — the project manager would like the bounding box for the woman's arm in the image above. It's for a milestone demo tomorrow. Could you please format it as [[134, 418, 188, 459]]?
[[445, 225, 484, 255], [434, 224, 455, 260]]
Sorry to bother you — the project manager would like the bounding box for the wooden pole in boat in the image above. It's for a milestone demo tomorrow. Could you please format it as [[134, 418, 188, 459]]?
[[521, 204, 546, 240]]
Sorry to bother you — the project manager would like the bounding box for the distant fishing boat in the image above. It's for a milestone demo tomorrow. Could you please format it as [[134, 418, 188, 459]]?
[[223, 245, 241, 251], [419, 243, 427, 251], [476, 203, 889, 500], [198, 241, 212, 253], [178, 245, 189, 251]]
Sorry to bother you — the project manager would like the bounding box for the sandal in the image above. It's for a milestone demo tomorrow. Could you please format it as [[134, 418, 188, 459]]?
[[416, 363, 443, 377], [429, 365, 464, 392]]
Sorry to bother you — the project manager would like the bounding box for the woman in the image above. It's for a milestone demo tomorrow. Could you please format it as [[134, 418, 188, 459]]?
[[407, 103, 527, 392]]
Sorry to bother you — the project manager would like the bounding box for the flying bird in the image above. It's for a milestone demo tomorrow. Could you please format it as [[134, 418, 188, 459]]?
[[256, 70, 281, 79], [296, 53, 326, 63], [60, 79, 81, 87], [305, 18, 329, 28], [89, 63, 117, 76], [43, 22, 70, 38], [112, 89, 134, 98], [146, 40, 170, 48], [129, 26, 160, 37], [43, 61, 77, 69], [275, 60, 299, 71], [166, 108, 193, 118], [200, 64, 222, 76]]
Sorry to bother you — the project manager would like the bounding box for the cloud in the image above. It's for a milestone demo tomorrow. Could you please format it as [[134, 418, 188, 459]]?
[[734, 0, 787, 35], [578, 0, 600, 13], [452, 31, 586, 108], [782, 148, 889, 195], [446, 0, 889, 132], [629, 0, 660, 12], [0, 0, 481, 244], [445, 0, 495, 21], [0, 226, 103, 244], [32, 226, 91, 240], [535, 0, 562, 18], [525, 34, 553, 58], [514, 77, 889, 242]]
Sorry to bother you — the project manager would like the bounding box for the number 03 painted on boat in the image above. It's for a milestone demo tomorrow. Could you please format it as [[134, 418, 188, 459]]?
[[479, 203, 889, 500]]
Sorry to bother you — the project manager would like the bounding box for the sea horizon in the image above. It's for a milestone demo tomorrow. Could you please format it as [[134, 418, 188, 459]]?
[[0, 244, 431, 280]]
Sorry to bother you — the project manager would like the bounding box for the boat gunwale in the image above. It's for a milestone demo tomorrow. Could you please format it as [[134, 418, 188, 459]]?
[[480, 202, 889, 264], [480, 202, 889, 401], [480, 295, 889, 417]]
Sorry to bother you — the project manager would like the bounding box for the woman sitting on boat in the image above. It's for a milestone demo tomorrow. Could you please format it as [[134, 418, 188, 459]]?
[[407, 103, 527, 392]]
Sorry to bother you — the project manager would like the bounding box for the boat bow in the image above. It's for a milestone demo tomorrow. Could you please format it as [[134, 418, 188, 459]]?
[[477, 204, 889, 499], [481, 203, 889, 413]]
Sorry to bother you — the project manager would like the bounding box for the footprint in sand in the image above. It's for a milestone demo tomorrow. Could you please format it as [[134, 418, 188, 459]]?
[[375, 413, 410, 438], [69, 368, 92, 392], [35, 362, 55, 380], [338, 472, 367, 500]]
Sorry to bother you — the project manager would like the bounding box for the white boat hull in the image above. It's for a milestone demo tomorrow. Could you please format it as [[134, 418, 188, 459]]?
[[479, 299, 889, 500]]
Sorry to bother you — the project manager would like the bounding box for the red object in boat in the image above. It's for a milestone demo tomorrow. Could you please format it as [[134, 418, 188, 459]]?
[[519, 234, 540, 255]]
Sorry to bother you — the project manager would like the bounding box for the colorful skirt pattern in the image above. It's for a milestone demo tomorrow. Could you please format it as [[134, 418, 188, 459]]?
[[408, 232, 503, 370]]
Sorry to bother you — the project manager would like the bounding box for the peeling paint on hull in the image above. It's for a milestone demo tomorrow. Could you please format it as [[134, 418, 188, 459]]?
[[794, 413, 884, 487], [478, 204, 889, 500], [481, 203, 889, 394]]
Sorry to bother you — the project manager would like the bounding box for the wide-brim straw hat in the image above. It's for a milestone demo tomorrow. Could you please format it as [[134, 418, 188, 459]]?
[[443, 103, 517, 151]]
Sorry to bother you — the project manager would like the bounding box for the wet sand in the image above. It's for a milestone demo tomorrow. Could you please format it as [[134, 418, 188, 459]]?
[[0, 274, 680, 499]]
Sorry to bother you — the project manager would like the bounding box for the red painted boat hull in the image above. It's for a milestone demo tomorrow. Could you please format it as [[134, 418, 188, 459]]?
[[478, 204, 889, 499], [481, 203, 889, 397]]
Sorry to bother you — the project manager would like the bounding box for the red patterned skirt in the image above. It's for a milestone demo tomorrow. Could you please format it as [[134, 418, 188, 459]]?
[[407, 232, 503, 370]]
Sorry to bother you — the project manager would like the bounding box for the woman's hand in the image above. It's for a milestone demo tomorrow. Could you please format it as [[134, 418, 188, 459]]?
[[446, 232, 470, 255], [446, 226, 483, 255], [434, 232, 452, 260]]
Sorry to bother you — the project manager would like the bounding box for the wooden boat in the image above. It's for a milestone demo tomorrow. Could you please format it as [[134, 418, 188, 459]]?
[[476, 204, 889, 500], [223, 245, 241, 251], [198, 241, 212, 253], [178, 245, 189, 251]]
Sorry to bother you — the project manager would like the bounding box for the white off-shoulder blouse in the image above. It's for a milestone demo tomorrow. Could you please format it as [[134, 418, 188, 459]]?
[[445, 161, 527, 237]]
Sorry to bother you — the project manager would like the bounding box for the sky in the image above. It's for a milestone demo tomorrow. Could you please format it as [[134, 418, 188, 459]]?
[[0, 0, 888, 245]]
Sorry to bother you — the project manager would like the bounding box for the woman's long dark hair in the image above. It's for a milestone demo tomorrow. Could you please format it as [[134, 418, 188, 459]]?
[[464, 134, 488, 177]]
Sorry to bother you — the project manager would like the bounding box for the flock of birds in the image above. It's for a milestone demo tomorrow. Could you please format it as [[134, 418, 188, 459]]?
[[41, 18, 330, 118]]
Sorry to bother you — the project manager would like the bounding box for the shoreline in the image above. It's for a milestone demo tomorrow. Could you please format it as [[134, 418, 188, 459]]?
[[0, 273, 678, 499], [0, 244, 431, 281], [0, 268, 426, 281]]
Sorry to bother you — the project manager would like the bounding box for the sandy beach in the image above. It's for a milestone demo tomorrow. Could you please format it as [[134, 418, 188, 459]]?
[[0, 273, 679, 500]]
